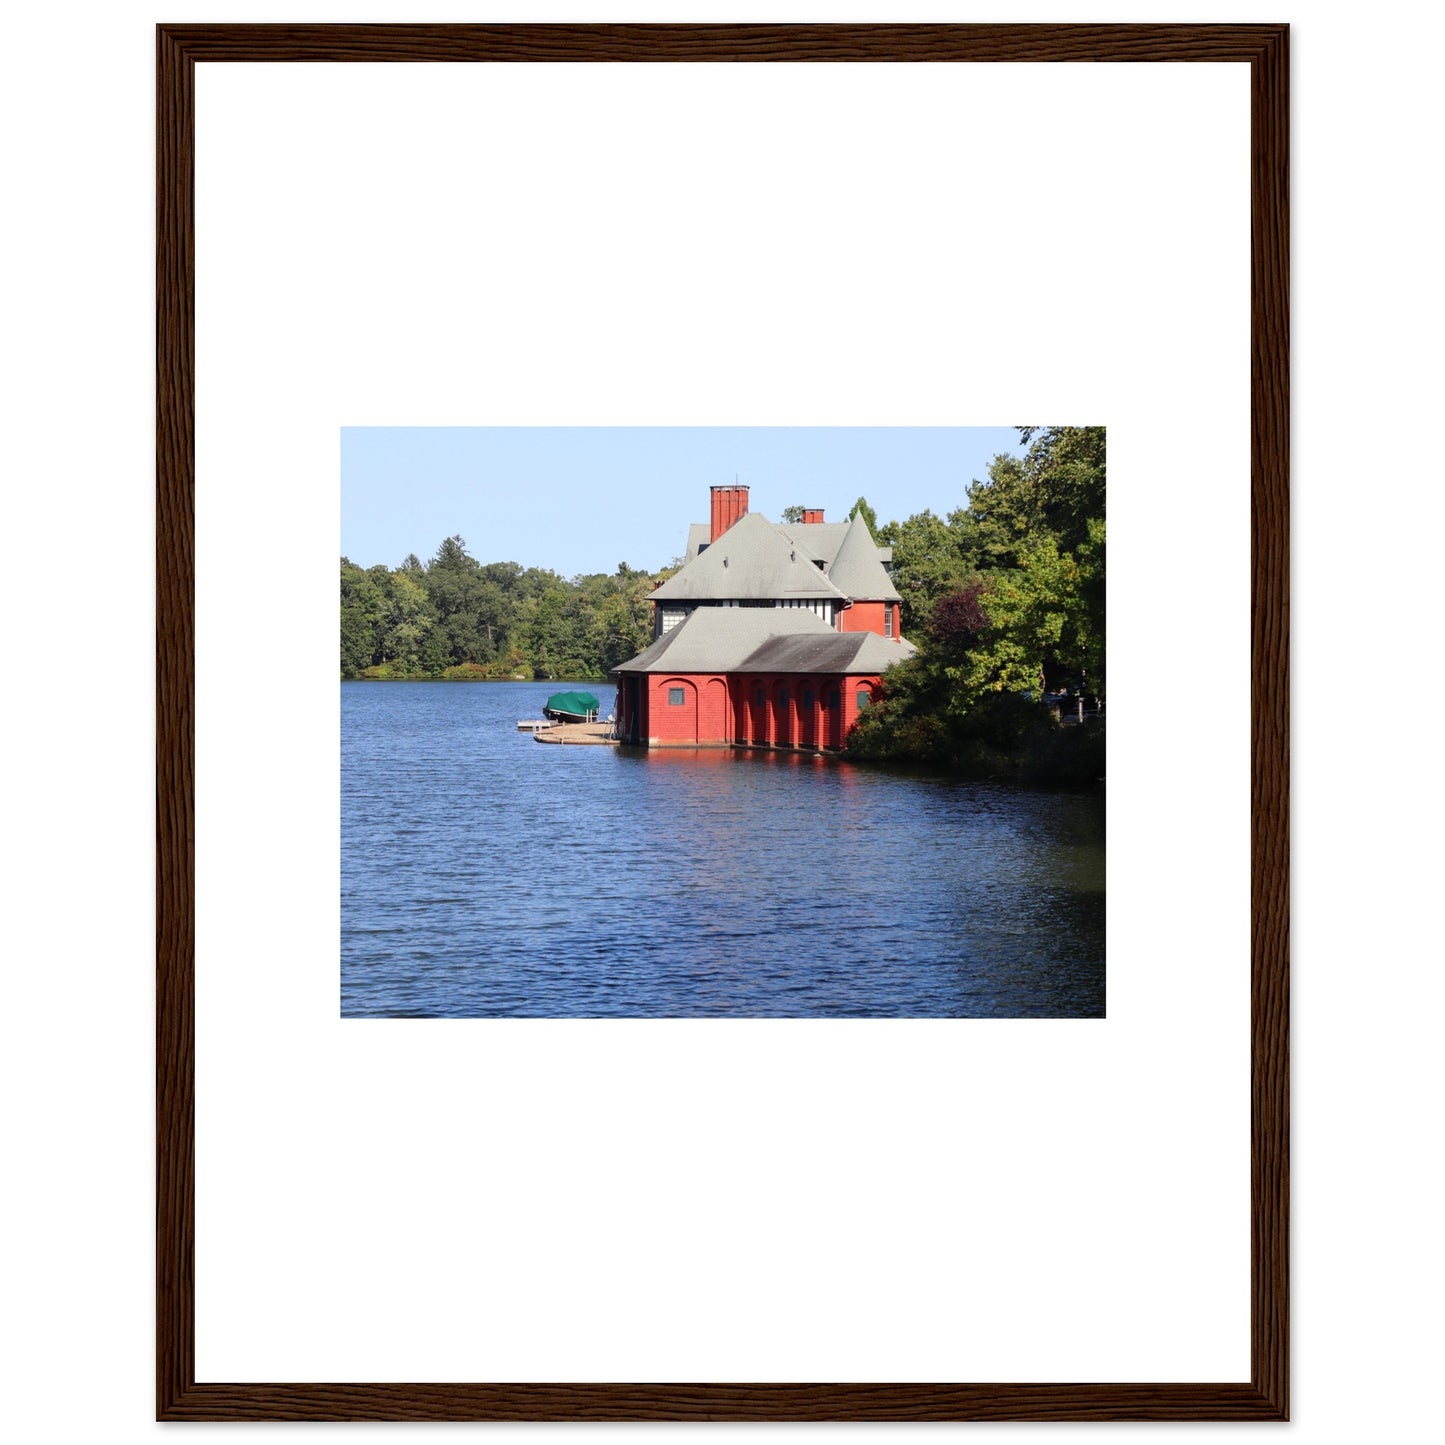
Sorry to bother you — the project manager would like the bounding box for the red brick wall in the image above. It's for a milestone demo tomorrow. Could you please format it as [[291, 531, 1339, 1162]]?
[[845, 677, 882, 740], [839, 600, 897, 637], [620, 669, 883, 749], [645, 673, 734, 746], [702, 677, 729, 742], [647, 676, 696, 745]]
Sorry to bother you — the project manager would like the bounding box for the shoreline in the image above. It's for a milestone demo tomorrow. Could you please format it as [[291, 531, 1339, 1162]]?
[[343, 675, 611, 685]]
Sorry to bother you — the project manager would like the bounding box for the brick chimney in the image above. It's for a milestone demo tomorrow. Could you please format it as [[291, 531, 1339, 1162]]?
[[709, 484, 750, 542], [801, 507, 824, 524]]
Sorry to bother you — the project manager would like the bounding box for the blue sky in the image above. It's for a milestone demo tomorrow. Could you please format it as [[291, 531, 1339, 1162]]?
[[341, 427, 1032, 579]]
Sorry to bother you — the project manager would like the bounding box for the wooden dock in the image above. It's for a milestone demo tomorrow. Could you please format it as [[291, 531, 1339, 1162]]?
[[532, 721, 618, 746]]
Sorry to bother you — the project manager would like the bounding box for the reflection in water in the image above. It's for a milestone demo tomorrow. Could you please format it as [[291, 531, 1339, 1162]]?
[[342, 683, 1105, 1018]]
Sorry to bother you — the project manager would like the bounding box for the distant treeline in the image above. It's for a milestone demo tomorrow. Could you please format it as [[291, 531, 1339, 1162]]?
[[340, 537, 671, 680]]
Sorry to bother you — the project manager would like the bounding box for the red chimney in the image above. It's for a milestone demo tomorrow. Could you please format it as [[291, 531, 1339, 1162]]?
[[709, 484, 750, 542], [801, 507, 824, 525]]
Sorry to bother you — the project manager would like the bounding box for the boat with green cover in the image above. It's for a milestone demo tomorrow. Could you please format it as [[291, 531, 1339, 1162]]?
[[542, 690, 601, 723]]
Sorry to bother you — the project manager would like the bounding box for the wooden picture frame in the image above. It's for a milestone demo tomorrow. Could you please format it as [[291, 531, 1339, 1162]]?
[[157, 23, 1288, 1422]]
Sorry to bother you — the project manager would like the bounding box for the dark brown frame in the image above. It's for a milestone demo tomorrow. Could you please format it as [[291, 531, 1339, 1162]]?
[[158, 23, 1288, 1422]]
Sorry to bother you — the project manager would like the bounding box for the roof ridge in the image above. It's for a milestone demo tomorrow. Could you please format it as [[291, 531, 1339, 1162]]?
[[651, 510, 848, 602]]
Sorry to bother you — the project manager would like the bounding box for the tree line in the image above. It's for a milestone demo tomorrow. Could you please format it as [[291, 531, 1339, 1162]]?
[[341, 538, 671, 680], [846, 426, 1105, 777]]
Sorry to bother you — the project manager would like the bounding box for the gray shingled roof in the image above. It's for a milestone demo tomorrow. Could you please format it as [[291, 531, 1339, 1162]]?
[[684, 518, 848, 565], [683, 522, 711, 562], [783, 519, 894, 573], [825, 512, 902, 601], [735, 630, 916, 674], [776, 520, 851, 566], [614, 607, 834, 673], [612, 606, 917, 676], [843, 630, 917, 671], [652, 511, 848, 602]]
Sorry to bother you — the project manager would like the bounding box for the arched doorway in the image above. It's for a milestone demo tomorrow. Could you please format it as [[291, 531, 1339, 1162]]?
[[704, 677, 729, 744], [822, 682, 843, 749], [798, 682, 818, 750], [658, 677, 699, 744], [772, 680, 794, 748]]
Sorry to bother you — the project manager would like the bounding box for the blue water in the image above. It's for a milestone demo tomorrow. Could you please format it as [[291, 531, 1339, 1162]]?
[[341, 681, 1105, 1018]]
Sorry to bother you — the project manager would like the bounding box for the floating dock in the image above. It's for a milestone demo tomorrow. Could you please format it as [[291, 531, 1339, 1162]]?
[[532, 721, 618, 746], [516, 718, 553, 732]]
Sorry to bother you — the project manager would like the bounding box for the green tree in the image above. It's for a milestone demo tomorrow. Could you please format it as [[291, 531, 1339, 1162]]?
[[848, 425, 1104, 774], [378, 567, 437, 672], [423, 535, 488, 665], [340, 559, 395, 676], [950, 538, 1085, 704], [526, 582, 581, 679], [968, 426, 1105, 568], [340, 559, 383, 676], [877, 508, 980, 631], [588, 568, 660, 673]]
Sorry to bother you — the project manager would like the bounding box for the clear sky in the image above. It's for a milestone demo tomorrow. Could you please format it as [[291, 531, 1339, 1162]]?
[[341, 427, 1032, 579]]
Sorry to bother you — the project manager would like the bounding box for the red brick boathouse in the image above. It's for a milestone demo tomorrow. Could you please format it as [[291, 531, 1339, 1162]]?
[[612, 487, 915, 749]]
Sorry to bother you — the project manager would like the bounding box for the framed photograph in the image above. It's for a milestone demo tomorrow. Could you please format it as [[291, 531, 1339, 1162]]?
[[158, 23, 1287, 1421]]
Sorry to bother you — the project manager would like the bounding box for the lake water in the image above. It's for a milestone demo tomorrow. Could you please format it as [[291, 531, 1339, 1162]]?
[[342, 681, 1105, 1018]]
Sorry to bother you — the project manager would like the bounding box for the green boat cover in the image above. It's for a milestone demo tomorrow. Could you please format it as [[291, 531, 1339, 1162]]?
[[543, 690, 601, 718]]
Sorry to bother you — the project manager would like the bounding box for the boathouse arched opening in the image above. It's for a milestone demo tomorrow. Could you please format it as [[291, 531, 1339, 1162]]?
[[822, 684, 843, 750], [772, 680, 794, 748], [703, 677, 729, 744], [656, 676, 700, 745]]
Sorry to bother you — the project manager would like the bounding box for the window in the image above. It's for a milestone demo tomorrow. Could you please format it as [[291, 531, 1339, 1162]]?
[[885, 604, 894, 637], [779, 689, 789, 708], [857, 689, 871, 710], [803, 689, 814, 710], [668, 687, 684, 706], [755, 687, 765, 708], [824, 688, 839, 711]]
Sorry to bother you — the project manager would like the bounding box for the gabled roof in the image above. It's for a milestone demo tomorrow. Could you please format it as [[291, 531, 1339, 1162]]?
[[611, 606, 917, 676], [825, 512, 902, 601], [682, 518, 880, 570], [775, 520, 851, 566], [652, 511, 847, 602], [614, 607, 835, 674]]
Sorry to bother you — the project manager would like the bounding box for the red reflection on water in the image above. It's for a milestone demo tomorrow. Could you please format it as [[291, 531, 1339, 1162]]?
[[635, 746, 850, 773]]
